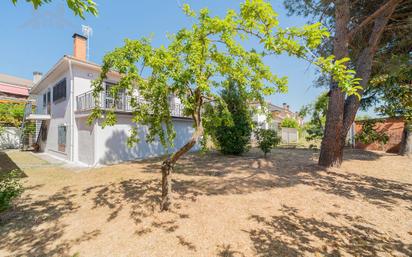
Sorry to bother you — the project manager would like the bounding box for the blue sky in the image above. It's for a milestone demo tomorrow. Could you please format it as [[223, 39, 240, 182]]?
[[0, 0, 372, 116]]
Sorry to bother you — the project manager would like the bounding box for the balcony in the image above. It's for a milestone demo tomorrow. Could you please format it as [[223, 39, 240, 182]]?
[[76, 90, 189, 118]]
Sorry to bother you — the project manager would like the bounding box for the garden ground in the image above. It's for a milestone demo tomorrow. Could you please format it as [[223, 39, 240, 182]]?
[[0, 148, 411, 257]]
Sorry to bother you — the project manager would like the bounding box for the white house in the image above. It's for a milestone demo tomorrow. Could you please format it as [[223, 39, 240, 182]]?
[[25, 34, 197, 166], [252, 102, 303, 144]]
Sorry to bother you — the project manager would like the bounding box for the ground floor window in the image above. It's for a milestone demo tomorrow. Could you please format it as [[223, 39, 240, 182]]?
[[58, 125, 66, 152]]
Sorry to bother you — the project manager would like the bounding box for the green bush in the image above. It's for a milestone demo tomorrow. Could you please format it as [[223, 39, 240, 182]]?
[[207, 80, 252, 155], [355, 120, 389, 146], [0, 102, 25, 127], [280, 117, 299, 128], [255, 128, 281, 157], [0, 170, 23, 212]]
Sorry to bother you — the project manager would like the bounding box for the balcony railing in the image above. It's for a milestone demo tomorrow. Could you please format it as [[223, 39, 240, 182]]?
[[76, 90, 189, 118]]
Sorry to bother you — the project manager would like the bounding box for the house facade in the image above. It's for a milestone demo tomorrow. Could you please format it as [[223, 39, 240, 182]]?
[[26, 34, 198, 166]]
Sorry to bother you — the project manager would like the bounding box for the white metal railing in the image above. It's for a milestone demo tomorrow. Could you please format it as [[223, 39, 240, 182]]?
[[76, 90, 189, 118]]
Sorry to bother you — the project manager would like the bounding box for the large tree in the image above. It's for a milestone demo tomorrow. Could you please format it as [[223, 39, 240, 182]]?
[[90, 0, 359, 210], [10, 0, 97, 18], [284, 0, 411, 167]]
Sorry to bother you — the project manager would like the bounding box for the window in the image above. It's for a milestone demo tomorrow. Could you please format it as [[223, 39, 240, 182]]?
[[42, 93, 46, 107], [53, 78, 67, 102], [57, 125, 66, 152]]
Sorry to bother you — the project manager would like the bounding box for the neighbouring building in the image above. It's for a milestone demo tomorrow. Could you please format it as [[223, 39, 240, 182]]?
[[253, 102, 303, 130], [252, 102, 303, 144], [24, 33, 198, 166], [0, 73, 38, 149], [0, 72, 35, 103]]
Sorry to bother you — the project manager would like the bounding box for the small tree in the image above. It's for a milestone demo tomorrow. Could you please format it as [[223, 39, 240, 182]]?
[[299, 92, 328, 141], [280, 117, 299, 128], [255, 128, 281, 157], [206, 80, 252, 155], [90, 0, 361, 211]]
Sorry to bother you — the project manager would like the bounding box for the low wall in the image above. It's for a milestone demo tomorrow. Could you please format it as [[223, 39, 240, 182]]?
[[0, 127, 21, 149], [355, 117, 405, 153]]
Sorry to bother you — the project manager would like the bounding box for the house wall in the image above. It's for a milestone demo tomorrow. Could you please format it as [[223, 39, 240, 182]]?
[[93, 114, 198, 165], [35, 70, 72, 160], [252, 106, 269, 129], [76, 117, 94, 165], [71, 65, 120, 164], [355, 117, 405, 153]]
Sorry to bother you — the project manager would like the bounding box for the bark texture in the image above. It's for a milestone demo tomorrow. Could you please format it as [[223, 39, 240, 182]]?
[[160, 92, 203, 211], [319, 0, 400, 167], [400, 122, 412, 157], [318, 0, 349, 167]]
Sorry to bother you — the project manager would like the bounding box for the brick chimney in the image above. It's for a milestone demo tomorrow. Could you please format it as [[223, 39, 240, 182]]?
[[33, 71, 43, 84], [282, 103, 287, 110], [72, 33, 87, 61]]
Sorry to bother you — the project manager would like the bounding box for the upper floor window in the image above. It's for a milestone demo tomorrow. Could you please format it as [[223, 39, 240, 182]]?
[[53, 78, 67, 103], [42, 93, 46, 107]]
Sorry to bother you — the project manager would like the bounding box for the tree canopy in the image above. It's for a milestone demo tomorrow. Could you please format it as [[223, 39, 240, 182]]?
[[10, 0, 98, 18], [90, 0, 363, 210], [284, 0, 411, 166]]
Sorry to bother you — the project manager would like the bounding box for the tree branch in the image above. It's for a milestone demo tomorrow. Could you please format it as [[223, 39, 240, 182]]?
[[343, 1, 400, 133], [348, 0, 403, 41]]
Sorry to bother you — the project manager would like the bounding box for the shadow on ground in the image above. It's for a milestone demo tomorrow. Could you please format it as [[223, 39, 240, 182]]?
[[0, 151, 26, 177], [246, 205, 412, 257], [0, 148, 411, 256], [0, 186, 100, 256]]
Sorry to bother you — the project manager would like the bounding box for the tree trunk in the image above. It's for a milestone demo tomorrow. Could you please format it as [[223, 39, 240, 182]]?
[[319, 86, 345, 167], [160, 97, 204, 211], [400, 121, 412, 157], [318, 0, 349, 167], [319, 0, 399, 167], [160, 159, 173, 211]]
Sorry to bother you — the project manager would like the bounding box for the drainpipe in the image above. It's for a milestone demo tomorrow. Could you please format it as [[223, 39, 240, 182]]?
[[68, 59, 75, 162]]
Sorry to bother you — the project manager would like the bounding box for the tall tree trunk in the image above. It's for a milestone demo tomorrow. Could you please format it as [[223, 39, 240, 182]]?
[[319, 0, 400, 167], [400, 121, 412, 157], [318, 0, 349, 167], [319, 86, 346, 166]]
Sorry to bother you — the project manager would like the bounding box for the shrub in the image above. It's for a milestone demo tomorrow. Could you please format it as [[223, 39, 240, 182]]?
[[280, 117, 299, 128], [0, 102, 25, 127], [207, 80, 252, 155], [355, 120, 389, 148], [0, 170, 23, 212], [255, 128, 281, 157]]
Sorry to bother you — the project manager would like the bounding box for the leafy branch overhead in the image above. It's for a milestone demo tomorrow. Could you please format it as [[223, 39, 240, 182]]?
[[10, 0, 98, 18], [90, 0, 361, 151]]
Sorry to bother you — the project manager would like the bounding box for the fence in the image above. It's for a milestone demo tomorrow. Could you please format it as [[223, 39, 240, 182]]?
[[0, 127, 21, 149], [281, 127, 298, 144]]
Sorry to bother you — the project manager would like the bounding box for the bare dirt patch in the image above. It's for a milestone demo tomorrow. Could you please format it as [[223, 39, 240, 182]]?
[[1, 149, 411, 257]]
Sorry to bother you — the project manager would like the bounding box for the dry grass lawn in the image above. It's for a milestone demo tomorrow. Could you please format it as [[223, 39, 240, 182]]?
[[0, 148, 412, 257]]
